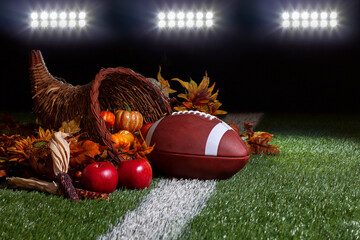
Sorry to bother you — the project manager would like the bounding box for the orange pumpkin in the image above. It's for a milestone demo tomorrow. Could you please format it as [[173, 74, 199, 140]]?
[[117, 130, 135, 146], [100, 111, 115, 128], [114, 107, 143, 132], [111, 133, 131, 152]]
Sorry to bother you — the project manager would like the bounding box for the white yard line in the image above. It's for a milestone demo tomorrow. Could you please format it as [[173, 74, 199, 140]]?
[[99, 179, 217, 240], [99, 113, 263, 240]]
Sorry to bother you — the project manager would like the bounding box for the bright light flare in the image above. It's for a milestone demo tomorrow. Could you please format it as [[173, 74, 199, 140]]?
[[282, 20, 290, 28], [177, 12, 185, 20], [49, 12, 58, 20], [157, 10, 215, 30], [320, 12, 328, 19], [158, 12, 166, 20], [311, 12, 318, 20], [206, 12, 213, 19], [31, 20, 39, 28], [292, 20, 300, 28], [167, 12, 176, 20], [69, 12, 77, 20], [301, 12, 309, 20], [187, 12, 194, 20], [50, 20, 57, 28], [78, 20, 87, 28], [330, 11, 337, 19], [59, 12, 67, 20], [69, 20, 76, 28], [186, 20, 194, 28], [40, 12, 48, 20], [196, 12, 204, 19], [59, 20, 67, 28], [79, 12, 86, 19], [310, 20, 319, 28], [281, 10, 339, 30], [282, 12, 290, 20], [158, 20, 166, 28], [302, 20, 309, 28], [292, 11, 300, 20], [178, 20, 185, 28], [205, 19, 213, 27], [196, 20, 204, 28], [30, 10, 88, 30], [330, 20, 338, 27], [168, 20, 176, 28], [30, 12, 38, 20], [40, 20, 49, 28]]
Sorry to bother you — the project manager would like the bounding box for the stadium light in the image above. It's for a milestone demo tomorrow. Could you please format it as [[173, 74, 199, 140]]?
[[187, 12, 194, 20], [31, 12, 38, 20], [78, 12, 86, 19], [40, 11, 49, 20], [177, 12, 185, 20], [30, 10, 88, 30], [50, 12, 58, 20], [59, 12, 67, 20], [31, 20, 39, 28], [157, 10, 214, 30], [301, 12, 309, 20], [281, 10, 338, 30]]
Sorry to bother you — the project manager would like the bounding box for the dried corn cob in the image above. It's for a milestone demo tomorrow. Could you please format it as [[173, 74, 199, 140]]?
[[57, 172, 79, 201], [75, 188, 110, 200]]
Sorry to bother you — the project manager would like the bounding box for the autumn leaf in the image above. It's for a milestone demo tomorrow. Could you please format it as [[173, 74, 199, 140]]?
[[203, 101, 228, 116], [0, 169, 7, 177], [1, 129, 53, 167], [122, 132, 154, 160], [37, 127, 53, 140], [70, 140, 107, 168], [59, 117, 81, 134], [172, 72, 227, 116], [147, 66, 176, 98], [240, 121, 280, 155], [245, 136, 280, 155]]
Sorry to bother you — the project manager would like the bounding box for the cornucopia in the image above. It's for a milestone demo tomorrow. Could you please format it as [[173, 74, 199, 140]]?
[[29, 50, 172, 164]]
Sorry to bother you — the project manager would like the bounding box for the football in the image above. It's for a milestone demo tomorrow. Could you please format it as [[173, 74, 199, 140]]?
[[145, 111, 250, 180]]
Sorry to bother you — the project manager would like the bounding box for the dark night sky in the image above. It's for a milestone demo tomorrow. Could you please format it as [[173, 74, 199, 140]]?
[[0, 0, 359, 113]]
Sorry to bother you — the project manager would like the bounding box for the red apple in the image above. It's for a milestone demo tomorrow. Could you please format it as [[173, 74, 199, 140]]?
[[140, 123, 154, 137], [117, 159, 152, 189], [81, 162, 118, 193]]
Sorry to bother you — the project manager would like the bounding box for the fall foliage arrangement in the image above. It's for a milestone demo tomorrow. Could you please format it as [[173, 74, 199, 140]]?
[[0, 62, 279, 201]]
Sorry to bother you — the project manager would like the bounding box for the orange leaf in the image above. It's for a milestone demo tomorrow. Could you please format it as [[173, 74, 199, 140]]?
[[172, 72, 227, 116], [0, 169, 7, 178], [122, 132, 155, 160], [147, 66, 176, 98], [241, 122, 280, 155], [70, 140, 107, 167]]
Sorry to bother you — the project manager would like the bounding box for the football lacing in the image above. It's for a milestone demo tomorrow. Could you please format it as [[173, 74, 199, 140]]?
[[172, 110, 216, 120]]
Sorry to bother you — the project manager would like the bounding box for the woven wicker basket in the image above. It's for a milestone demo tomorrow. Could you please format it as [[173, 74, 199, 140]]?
[[29, 50, 172, 164]]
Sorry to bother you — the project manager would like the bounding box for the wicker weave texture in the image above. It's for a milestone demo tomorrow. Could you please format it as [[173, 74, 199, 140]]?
[[29, 50, 172, 163]]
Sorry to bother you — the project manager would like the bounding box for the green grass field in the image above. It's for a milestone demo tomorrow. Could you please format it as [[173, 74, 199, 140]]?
[[182, 114, 360, 239], [1, 113, 360, 239]]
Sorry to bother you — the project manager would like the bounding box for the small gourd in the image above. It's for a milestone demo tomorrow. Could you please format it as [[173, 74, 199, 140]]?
[[114, 103, 143, 132], [100, 111, 115, 128], [111, 133, 131, 152], [117, 130, 135, 146]]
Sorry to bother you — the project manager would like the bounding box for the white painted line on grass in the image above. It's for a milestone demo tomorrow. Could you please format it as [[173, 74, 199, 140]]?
[[99, 113, 264, 240], [99, 179, 217, 240]]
